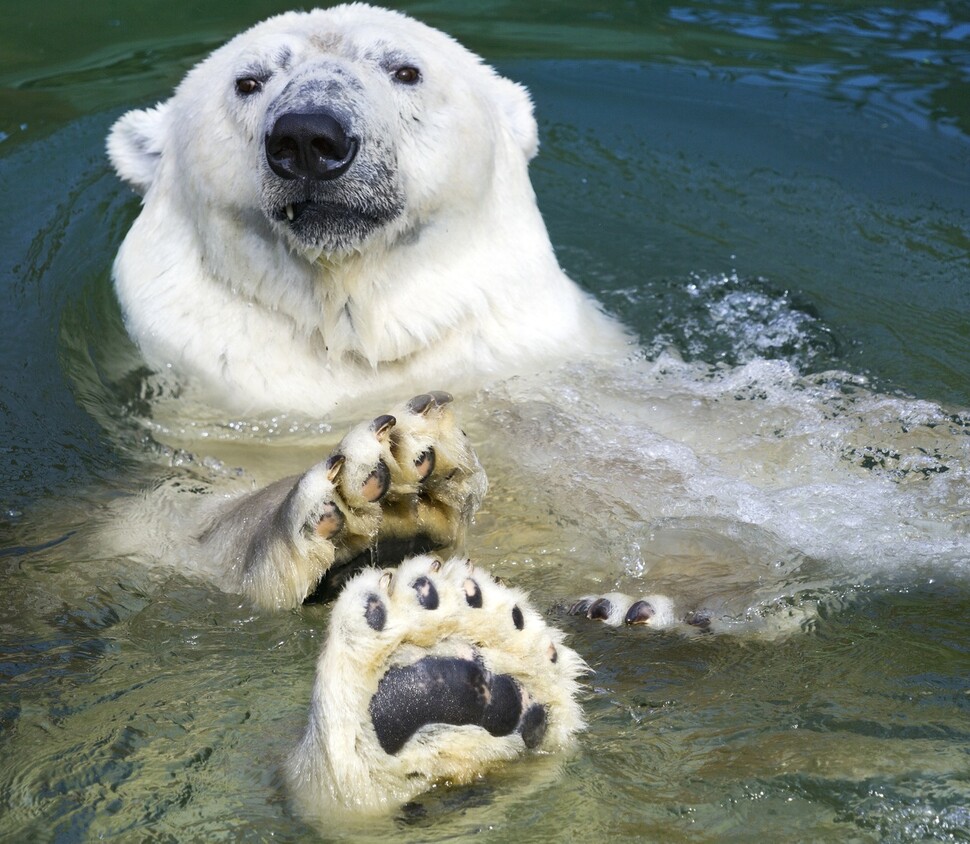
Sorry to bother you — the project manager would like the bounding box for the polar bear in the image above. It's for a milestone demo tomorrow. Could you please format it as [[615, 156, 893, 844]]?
[[107, 3, 629, 419], [105, 3, 625, 815]]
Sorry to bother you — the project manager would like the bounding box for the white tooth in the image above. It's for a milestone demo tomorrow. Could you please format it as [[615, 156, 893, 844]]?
[[285, 204, 295, 221]]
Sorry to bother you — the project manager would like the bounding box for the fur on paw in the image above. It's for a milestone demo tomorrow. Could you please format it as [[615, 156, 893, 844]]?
[[196, 392, 486, 610], [287, 555, 586, 815]]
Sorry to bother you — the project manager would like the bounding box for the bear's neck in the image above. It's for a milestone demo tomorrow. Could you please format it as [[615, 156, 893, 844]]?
[[303, 190, 564, 368]]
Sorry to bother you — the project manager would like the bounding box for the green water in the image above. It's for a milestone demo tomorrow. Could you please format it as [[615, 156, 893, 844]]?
[[1, 2, 969, 841]]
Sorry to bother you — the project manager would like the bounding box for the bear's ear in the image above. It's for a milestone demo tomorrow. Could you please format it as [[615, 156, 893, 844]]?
[[494, 77, 539, 161], [106, 102, 171, 195]]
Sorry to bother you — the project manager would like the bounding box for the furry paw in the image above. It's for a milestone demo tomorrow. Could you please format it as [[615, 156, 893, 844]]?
[[568, 593, 683, 629], [326, 391, 487, 581], [288, 555, 586, 815], [196, 392, 486, 610]]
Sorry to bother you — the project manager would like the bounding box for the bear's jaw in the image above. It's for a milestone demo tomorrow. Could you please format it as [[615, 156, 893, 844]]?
[[262, 160, 405, 258], [265, 194, 403, 258]]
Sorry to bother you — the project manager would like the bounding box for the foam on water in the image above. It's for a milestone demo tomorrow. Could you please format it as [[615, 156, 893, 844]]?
[[608, 270, 840, 372], [452, 272, 969, 633]]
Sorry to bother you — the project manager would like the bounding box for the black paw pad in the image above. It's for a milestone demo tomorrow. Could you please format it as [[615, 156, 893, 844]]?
[[369, 656, 524, 755], [519, 704, 547, 749], [625, 600, 654, 625], [511, 605, 524, 630], [463, 578, 483, 608], [411, 576, 439, 610], [364, 594, 386, 631]]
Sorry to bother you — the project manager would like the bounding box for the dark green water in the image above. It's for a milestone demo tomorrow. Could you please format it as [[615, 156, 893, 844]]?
[[1, 2, 968, 841]]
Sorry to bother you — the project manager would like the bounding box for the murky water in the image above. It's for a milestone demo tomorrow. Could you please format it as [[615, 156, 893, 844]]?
[[2, 2, 969, 841]]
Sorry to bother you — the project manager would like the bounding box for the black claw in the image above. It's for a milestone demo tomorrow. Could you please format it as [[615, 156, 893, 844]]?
[[412, 576, 439, 610], [406, 393, 435, 415], [427, 390, 453, 407], [365, 594, 386, 631], [625, 600, 655, 625], [463, 578, 483, 608], [512, 605, 524, 630], [371, 414, 396, 439], [588, 598, 612, 621], [325, 452, 345, 481], [568, 598, 593, 616]]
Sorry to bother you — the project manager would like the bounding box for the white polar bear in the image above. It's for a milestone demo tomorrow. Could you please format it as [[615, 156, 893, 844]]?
[[107, 3, 629, 418], [105, 3, 621, 815], [99, 0, 970, 821]]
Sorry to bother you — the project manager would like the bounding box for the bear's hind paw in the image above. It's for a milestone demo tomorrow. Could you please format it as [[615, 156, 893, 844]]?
[[288, 555, 586, 814]]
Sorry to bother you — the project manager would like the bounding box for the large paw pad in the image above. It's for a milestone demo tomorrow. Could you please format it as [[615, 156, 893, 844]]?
[[288, 556, 586, 814]]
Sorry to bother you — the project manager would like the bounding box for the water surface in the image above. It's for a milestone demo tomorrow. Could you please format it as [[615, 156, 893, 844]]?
[[1, 2, 968, 841]]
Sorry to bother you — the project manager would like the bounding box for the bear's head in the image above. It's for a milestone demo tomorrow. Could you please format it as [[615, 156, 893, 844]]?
[[108, 3, 539, 259]]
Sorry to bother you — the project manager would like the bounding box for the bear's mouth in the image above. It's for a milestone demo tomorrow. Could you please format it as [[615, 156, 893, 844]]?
[[274, 199, 343, 224], [368, 654, 548, 755], [268, 194, 403, 254]]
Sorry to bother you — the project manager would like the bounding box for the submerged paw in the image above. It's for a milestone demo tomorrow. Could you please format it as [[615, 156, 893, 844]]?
[[569, 591, 679, 629], [288, 555, 585, 814]]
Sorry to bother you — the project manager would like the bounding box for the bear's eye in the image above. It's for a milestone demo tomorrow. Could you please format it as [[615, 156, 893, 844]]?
[[392, 66, 421, 85], [235, 77, 263, 96]]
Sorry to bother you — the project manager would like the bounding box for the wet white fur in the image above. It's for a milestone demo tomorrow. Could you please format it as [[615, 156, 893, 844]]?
[[288, 556, 586, 816], [107, 3, 629, 417]]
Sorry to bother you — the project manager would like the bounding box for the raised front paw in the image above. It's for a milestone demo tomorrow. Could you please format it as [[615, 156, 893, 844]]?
[[197, 392, 486, 610], [374, 391, 487, 559], [288, 555, 586, 815]]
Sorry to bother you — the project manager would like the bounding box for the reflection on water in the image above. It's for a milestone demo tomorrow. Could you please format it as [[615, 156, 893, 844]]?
[[667, 4, 970, 134], [1, 1, 969, 841]]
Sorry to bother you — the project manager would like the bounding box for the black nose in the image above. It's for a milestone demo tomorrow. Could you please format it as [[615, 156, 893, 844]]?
[[265, 111, 358, 180]]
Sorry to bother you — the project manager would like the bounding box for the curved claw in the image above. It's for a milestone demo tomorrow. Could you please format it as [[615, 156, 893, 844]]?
[[406, 391, 454, 415]]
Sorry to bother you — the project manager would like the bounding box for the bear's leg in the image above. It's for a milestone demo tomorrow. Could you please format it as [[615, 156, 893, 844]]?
[[568, 592, 818, 635], [195, 393, 486, 610], [287, 555, 586, 815]]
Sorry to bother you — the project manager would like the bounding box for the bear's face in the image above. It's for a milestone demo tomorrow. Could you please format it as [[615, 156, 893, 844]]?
[[109, 4, 539, 259]]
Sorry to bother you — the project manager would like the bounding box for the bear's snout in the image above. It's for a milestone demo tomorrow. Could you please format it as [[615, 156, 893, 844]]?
[[265, 110, 359, 181]]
